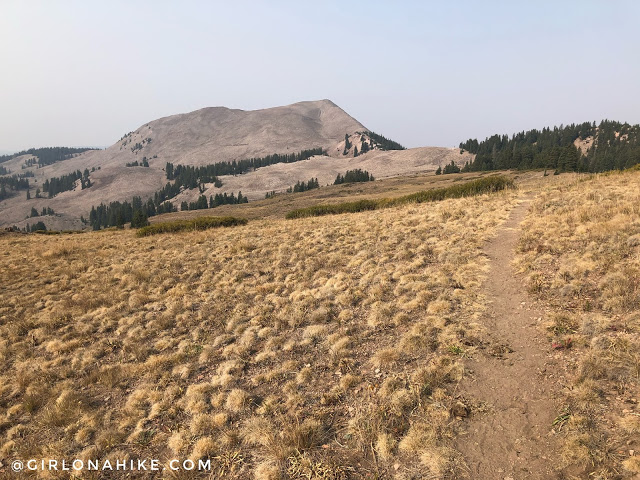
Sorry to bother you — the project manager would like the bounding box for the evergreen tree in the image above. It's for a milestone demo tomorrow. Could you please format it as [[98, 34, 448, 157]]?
[[435, 166, 442, 175], [32, 221, 46, 231], [343, 134, 352, 155], [334, 169, 374, 184], [365, 131, 406, 150], [131, 210, 149, 228], [443, 161, 461, 174]]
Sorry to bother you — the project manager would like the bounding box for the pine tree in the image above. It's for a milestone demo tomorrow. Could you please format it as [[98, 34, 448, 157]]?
[[32, 221, 46, 232], [343, 134, 352, 155], [131, 210, 149, 228]]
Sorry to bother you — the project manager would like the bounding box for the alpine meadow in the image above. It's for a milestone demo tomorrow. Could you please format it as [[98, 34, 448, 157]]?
[[2, 2, 640, 479]]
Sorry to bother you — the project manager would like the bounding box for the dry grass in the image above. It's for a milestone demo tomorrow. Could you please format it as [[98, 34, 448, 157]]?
[[0, 181, 521, 478], [517, 169, 640, 477], [150, 170, 524, 223]]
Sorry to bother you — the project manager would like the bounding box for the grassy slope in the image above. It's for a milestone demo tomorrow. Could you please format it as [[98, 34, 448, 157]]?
[[517, 170, 640, 477], [0, 179, 520, 479], [150, 170, 518, 223], [4, 169, 638, 478]]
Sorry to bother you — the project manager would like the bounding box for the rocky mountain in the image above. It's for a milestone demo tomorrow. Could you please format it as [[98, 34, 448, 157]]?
[[0, 100, 470, 230]]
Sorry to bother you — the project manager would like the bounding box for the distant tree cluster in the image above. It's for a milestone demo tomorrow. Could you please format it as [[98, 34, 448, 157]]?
[[0, 175, 30, 200], [459, 120, 640, 173], [129, 138, 152, 154], [343, 134, 352, 155], [166, 163, 223, 187], [0, 166, 8, 175], [166, 147, 325, 181], [24, 221, 47, 232], [43, 169, 91, 197], [287, 178, 319, 193], [359, 135, 371, 155], [0, 147, 98, 168], [89, 196, 168, 230], [209, 192, 248, 207], [30, 206, 55, 218], [364, 131, 406, 151], [334, 169, 374, 184], [126, 157, 150, 167], [343, 131, 404, 156], [435, 161, 461, 175], [181, 192, 248, 211], [88, 191, 248, 230]]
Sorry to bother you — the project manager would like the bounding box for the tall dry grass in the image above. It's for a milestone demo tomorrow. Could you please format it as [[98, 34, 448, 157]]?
[[517, 170, 640, 478], [0, 189, 520, 478]]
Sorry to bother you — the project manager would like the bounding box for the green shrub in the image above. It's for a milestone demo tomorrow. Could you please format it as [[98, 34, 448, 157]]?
[[285, 199, 379, 219], [33, 230, 86, 235], [136, 216, 248, 236], [286, 175, 514, 219]]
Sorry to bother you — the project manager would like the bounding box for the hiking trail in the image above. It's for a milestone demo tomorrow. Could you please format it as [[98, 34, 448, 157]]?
[[455, 195, 562, 479]]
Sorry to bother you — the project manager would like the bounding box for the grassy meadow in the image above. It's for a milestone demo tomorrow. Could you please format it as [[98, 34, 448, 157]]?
[[0, 181, 519, 479], [1, 169, 639, 479]]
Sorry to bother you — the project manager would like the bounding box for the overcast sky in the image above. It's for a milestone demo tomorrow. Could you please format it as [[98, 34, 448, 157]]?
[[1, 1, 639, 151]]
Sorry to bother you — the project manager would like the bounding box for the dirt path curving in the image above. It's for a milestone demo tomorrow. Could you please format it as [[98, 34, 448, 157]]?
[[455, 195, 562, 479]]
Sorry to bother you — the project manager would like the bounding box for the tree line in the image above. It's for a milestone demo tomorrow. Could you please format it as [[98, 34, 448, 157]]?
[[180, 192, 248, 212], [363, 131, 405, 151], [89, 196, 176, 230], [459, 120, 640, 173], [88, 191, 248, 230], [166, 147, 325, 182], [287, 178, 319, 193], [0, 147, 98, 167]]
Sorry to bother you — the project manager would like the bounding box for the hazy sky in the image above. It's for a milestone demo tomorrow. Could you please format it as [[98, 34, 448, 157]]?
[[1, 1, 639, 151]]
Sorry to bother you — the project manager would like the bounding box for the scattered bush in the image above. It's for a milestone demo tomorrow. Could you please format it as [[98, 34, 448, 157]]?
[[136, 216, 248, 236], [286, 175, 514, 219]]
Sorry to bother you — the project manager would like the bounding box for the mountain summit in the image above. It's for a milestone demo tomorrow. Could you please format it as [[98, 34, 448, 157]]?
[[0, 100, 467, 230]]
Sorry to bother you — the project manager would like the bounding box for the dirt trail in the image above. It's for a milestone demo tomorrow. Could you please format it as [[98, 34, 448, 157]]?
[[455, 195, 562, 479]]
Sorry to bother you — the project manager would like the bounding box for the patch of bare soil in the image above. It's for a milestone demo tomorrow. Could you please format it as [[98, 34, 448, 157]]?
[[455, 196, 563, 479]]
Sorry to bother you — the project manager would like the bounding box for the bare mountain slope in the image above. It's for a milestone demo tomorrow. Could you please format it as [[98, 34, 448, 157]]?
[[0, 100, 470, 230]]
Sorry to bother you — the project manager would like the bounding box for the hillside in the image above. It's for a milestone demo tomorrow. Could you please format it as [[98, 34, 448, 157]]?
[[2, 169, 639, 478], [0, 100, 471, 231]]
